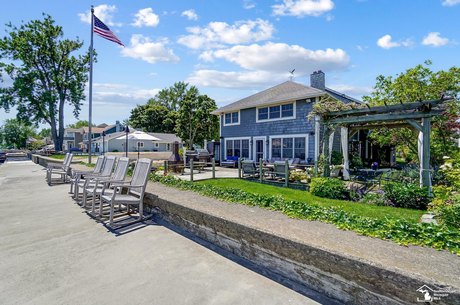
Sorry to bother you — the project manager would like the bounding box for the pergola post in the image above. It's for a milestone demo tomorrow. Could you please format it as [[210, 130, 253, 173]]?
[[322, 126, 332, 177], [420, 117, 432, 193], [328, 131, 335, 163], [314, 116, 320, 174], [341, 126, 350, 180]]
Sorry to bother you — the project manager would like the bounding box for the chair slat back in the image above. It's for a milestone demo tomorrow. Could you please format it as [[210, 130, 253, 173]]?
[[62, 153, 70, 166], [100, 156, 116, 176], [63, 154, 74, 171], [93, 156, 105, 174], [112, 157, 129, 181], [130, 158, 152, 193]]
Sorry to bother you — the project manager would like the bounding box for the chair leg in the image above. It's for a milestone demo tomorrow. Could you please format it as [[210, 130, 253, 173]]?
[[109, 201, 115, 226], [82, 190, 87, 207], [99, 196, 104, 217]]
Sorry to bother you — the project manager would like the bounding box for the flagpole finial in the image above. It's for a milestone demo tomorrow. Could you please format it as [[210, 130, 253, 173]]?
[[91, 5, 94, 13]]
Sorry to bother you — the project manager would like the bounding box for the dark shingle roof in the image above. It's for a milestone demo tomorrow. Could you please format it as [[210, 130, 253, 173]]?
[[212, 81, 325, 114], [325, 88, 363, 104]]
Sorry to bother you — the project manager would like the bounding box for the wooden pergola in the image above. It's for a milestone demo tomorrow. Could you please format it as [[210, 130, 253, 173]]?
[[318, 98, 451, 190]]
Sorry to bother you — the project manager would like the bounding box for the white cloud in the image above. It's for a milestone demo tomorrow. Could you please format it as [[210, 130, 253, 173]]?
[[201, 42, 350, 73], [132, 8, 160, 27], [189, 42, 350, 89], [272, 0, 334, 17], [243, 0, 256, 9], [187, 70, 281, 89], [181, 9, 198, 21], [78, 4, 121, 26], [177, 19, 275, 49], [121, 35, 179, 64], [377, 34, 413, 49], [93, 83, 160, 102], [422, 32, 450, 47], [442, 0, 460, 6]]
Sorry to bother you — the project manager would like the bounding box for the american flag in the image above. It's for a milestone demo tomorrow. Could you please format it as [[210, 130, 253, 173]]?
[[93, 15, 124, 47]]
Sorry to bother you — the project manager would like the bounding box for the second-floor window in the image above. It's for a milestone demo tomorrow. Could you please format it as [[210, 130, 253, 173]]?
[[257, 103, 295, 121], [224, 111, 239, 126]]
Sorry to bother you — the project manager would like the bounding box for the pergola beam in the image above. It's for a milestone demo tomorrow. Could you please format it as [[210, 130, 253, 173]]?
[[326, 110, 442, 125], [327, 98, 448, 117]]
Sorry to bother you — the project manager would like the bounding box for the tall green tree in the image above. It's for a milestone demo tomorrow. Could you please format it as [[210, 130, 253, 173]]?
[[0, 14, 91, 151], [38, 128, 51, 139], [0, 119, 36, 148], [363, 61, 460, 165], [175, 86, 219, 148], [129, 103, 176, 133], [66, 120, 94, 129], [153, 81, 188, 111]]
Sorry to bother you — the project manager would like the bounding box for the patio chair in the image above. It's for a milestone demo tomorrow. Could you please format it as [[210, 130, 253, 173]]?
[[82, 157, 130, 213], [241, 160, 259, 178], [46, 153, 74, 185], [46, 152, 71, 174], [77, 156, 117, 207], [69, 155, 105, 195], [100, 158, 152, 227], [272, 161, 287, 180]]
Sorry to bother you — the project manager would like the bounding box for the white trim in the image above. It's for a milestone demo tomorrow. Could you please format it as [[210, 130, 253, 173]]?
[[223, 110, 241, 126], [256, 101, 296, 123], [223, 137, 252, 160], [268, 133, 308, 160], [252, 136, 266, 161]]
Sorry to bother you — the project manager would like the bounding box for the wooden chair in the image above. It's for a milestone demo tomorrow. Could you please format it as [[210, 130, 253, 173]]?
[[77, 156, 117, 207], [46, 153, 74, 185], [272, 161, 287, 180], [100, 158, 152, 227], [70, 155, 105, 195], [82, 157, 130, 214], [241, 160, 259, 178]]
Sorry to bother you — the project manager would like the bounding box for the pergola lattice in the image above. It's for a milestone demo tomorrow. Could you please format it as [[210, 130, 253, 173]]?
[[318, 98, 452, 190]]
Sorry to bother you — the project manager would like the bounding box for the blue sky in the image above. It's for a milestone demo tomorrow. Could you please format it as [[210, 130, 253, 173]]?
[[0, 0, 459, 128]]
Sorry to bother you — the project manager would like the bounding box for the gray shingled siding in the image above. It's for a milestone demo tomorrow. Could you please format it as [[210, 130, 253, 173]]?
[[220, 99, 316, 161]]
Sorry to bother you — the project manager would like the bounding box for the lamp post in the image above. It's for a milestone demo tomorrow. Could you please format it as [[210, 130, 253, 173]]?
[[137, 141, 140, 160], [124, 126, 130, 158], [102, 131, 106, 155]]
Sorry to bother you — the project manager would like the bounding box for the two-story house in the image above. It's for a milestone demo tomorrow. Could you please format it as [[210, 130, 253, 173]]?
[[62, 128, 83, 151], [213, 71, 360, 164]]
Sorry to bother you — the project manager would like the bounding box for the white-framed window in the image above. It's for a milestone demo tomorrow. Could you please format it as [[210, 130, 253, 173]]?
[[138, 142, 144, 148], [223, 111, 240, 126], [225, 137, 250, 159], [269, 134, 309, 161], [257, 102, 295, 122]]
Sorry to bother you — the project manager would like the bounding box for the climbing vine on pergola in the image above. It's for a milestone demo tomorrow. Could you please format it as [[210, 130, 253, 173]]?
[[317, 97, 451, 191]]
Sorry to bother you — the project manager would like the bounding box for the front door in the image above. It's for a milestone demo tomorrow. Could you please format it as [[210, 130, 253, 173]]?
[[254, 138, 265, 162]]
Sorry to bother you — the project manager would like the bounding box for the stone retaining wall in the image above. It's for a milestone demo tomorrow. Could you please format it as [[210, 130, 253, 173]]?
[[143, 193, 459, 305]]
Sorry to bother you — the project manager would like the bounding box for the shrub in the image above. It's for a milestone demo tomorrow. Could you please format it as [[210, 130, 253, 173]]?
[[331, 151, 343, 165], [289, 170, 309, 183], [383, 182, 430, 210], [360, 192, 387, 206], [437, 203, 460, 229], [310, 177, 347, 200]]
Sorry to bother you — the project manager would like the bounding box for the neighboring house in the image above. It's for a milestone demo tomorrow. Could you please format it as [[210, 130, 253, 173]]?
[[147, 133, 183, 152], [62, 128, 83, 151], [81, 121, 124, 153], [92, 130, 182, 153], [212, 71, 360, 164]]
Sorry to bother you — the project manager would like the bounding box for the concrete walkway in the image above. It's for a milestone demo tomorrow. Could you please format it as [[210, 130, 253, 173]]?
[[0, 161, 319, 305]]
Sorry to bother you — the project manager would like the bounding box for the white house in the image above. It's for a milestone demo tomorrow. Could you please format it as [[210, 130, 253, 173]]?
[[92, 130, 182, 153]]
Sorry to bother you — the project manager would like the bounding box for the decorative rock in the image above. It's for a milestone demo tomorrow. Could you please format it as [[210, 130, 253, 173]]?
[[421, 213, 438, 225]]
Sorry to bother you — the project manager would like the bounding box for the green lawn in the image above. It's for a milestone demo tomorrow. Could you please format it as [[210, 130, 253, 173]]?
[[198, 179, 424, 223], [48, 154, 67, 159]]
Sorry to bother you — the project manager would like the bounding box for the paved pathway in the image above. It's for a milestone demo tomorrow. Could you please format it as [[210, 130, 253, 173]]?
[[0, 161, 319, 305]]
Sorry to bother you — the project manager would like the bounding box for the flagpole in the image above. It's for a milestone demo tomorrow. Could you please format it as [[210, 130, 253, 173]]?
[[88, 5, 94, 164]]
